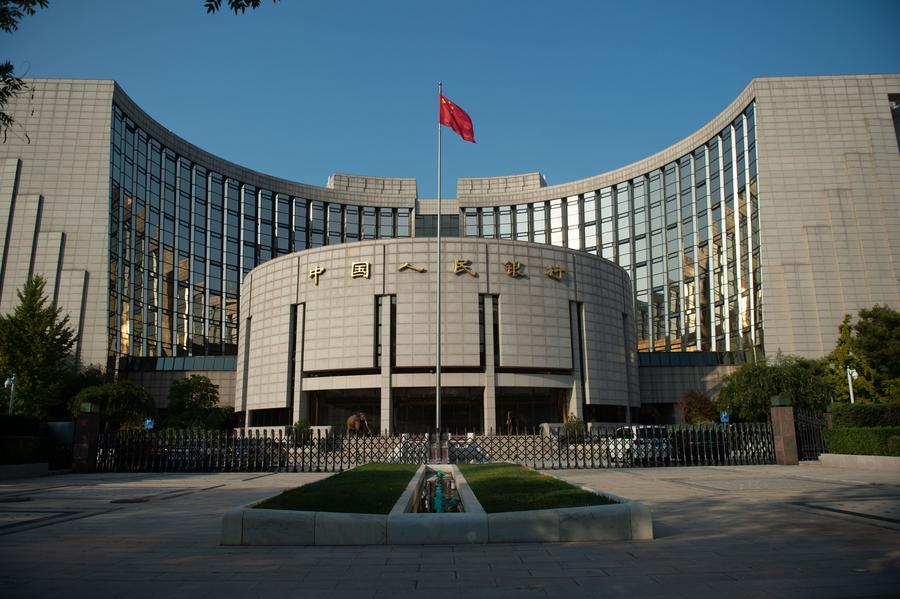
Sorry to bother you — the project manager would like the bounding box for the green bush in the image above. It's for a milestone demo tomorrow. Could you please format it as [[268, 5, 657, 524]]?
[[831, 403, 900, 428], [823, 427, 900, 456], [0, 415, 41, 437], [888, 436, 900, 456], [0, 436, 49, 465]]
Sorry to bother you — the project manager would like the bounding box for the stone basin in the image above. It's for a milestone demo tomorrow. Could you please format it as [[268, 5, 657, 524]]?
[[221, 464, 652, 545]]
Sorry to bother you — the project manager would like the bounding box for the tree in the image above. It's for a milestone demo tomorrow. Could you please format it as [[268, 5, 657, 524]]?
[[678, 390, 719, 424], [71, 380, 155, 432], [165, 375, 231, 429], [853, 305, 900, 396], [204, 0, 279, 13], [718, 354, 831, 421], [0, 0, 48, 141], [0, 275, 76, 419], [823, 314, 879, 404]]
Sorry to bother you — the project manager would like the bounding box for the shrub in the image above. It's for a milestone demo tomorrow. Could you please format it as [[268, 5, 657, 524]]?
[[564, 413, 585, 440], [0, 414, 41, 437], [888, 436, 900, 456], [823, 427, 900, 456], [0, 436, 49, 465], [831, 403, 900, 428], [678, 390, 719, 424]]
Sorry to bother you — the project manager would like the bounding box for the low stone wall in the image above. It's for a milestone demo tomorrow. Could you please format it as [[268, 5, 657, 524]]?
[[222, 465, 653, 545], [818, 453, 900, 472]]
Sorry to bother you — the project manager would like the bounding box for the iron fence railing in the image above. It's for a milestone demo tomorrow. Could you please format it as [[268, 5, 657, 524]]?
[[95, 421, 776, 473], [795, 410, 827, 461]]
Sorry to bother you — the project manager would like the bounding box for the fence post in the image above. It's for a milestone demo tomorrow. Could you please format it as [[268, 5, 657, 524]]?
[[769, 395, 799, 465]]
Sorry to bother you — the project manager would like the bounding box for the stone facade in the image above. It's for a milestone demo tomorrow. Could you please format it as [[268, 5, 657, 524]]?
[[0, 75, 898, 427], [237, 239, 637, 433]]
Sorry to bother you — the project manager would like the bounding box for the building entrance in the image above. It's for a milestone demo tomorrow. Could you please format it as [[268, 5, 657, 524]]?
[[392, 387, 484, 434]]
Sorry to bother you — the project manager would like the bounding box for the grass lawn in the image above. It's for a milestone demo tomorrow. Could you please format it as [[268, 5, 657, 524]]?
[[254, 463, 419, 514], [458, 463, 617, 513]]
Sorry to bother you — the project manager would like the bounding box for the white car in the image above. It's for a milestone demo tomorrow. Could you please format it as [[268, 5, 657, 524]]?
[[612, 426, 671, 464]]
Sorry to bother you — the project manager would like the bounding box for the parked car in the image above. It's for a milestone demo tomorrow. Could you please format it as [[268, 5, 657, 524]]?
[[611, 426, 672, 465]]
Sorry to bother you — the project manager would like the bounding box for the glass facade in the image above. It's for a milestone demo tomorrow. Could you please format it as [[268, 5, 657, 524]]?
[[108, 105, 411, 366], [461, 103, 761, 353], [109, 100, 759, 369]]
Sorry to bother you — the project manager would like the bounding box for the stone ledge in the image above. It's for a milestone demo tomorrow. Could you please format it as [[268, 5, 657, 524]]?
[[818, 453, 900, 471], [221, 464, 653, 545], [222, 501, 653, 545]]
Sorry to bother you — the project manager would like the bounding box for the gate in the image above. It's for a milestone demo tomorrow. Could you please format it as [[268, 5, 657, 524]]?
[[95, 421, 775, 473], [795, 410, 827, 461]]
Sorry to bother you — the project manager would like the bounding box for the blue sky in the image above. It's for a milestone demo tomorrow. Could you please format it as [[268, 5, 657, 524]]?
[[7, 0, 900, 197]]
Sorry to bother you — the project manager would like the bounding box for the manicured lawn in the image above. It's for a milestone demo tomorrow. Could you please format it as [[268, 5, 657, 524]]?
[[254, 463, 419, 514], [458, 463, 617, 513]]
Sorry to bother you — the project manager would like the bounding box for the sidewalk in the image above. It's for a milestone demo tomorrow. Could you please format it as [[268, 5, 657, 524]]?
[[1, 463, 898, 598]]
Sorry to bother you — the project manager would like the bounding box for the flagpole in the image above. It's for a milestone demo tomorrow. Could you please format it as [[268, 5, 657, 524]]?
[[436, 81, 442, 436]]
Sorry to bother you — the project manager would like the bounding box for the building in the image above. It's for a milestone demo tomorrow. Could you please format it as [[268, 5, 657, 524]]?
[[0, 75, 898, 430]]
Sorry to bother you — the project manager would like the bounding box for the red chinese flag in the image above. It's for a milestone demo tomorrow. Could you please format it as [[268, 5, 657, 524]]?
[[439, 94, 476, 143]]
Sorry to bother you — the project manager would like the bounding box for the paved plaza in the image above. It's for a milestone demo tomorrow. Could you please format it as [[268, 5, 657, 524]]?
[[1, 462, 898, 598]]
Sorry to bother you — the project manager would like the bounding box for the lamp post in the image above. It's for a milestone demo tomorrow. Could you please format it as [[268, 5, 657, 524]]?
[[846, 366, 858, 405], [4, 374, 15, 416]]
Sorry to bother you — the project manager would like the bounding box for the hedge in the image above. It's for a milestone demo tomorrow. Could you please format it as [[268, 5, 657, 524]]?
[[0, 436, 50, 465], [831, 403, 900, 428], [0, 415, 41, 437], [823, 427, 900, 457]]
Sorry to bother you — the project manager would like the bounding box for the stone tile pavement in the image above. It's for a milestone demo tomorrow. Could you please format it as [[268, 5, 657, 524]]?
[[0, 463, 898, 598]]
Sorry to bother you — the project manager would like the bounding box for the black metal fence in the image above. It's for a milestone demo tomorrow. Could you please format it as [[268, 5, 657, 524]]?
[[95, 421, 776, 473], [795, 410, 827, 461]]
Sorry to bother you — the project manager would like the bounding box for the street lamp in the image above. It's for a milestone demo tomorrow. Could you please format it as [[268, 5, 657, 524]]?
[[846, 366, 858, 405], [4, 374, 15, 416]]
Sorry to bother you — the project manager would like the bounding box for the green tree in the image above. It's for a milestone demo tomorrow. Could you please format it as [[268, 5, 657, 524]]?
[[0, 1, 48, 141], [70, 380, 156, 432], [205, 0, 279, 13], [0, 275, 76, 419], [823, 314, 879, 404], [678, 390, 719, 424], [718, 354, 830, 421], [854, 305, 900, 396], [165, 375, 231, 429]]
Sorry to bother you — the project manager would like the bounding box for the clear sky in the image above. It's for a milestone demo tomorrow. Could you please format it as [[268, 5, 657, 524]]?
[[6, 0, 900, 198]]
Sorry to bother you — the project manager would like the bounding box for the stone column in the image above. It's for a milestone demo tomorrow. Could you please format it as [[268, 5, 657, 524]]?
[[770, 395, 798, 465], [482, 296, 498, 434], [292, 303, 308, 425], [380, 297, 393, 435], [567, 302, 584, 420]]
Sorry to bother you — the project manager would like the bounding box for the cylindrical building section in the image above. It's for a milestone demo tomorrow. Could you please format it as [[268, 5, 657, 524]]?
[[237, 238, 637, 434]]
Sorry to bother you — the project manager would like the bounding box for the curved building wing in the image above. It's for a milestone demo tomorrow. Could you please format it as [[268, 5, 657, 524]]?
[[1, 75, 898, 426]]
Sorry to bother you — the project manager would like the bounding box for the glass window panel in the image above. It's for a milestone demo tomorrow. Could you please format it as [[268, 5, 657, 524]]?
[[531, 203, 546, 244], [549, 199, 564, 247], [379, 208, 394, 238], [396, 209, 410, 237], [498, 206, 512, 240], [345, 205, 360, 241], [293, 198, 308, 251], [328, 203, 343, 244], [482, 208, 495, 238], [362, 207, 376, 239], [515, 205, 529, 241], [465, 208, 478, 236]]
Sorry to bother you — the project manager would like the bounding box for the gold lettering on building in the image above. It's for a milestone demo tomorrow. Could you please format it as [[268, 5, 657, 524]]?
[[544, 265, 566, 281], [308, 266, 326, 285], [454, 258, 477, 277], [398, 262, 426, 273], [351, 261, 370, 279], [504, 259, 524, 278]]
